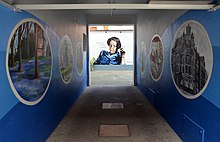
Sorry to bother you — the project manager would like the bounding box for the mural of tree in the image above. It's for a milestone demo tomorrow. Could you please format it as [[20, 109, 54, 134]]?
[[26, 22, 33, 60], [7, 19, 52, 105], [9, 30, 17, 67], [60, 35, 73, 84], [34, 23, 39, 79], [17, 25, 25, 72], [139, 41, 147, 75]]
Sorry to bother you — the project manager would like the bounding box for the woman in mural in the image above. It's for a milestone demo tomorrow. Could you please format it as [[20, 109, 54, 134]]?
[[93, 37, 124, 65]]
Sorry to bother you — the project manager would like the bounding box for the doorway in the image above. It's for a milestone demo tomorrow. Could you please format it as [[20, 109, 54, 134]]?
[[88, 24, 134, 86]]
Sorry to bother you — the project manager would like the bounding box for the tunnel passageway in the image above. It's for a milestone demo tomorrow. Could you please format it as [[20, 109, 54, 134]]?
[[47, 86, 181, 142]]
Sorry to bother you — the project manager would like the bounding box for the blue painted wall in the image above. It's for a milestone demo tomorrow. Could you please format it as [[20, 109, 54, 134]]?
[[0, 4, 87, 141], [137, 10, 220, 142]]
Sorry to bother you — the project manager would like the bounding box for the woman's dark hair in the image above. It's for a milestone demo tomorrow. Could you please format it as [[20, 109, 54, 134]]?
[[107, 37, 121, 51]]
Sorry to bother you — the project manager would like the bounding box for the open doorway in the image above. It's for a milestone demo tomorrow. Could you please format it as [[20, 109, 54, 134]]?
[[88, 24, 134, 86]]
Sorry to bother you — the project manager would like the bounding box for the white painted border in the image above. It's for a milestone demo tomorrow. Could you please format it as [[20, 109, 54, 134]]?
[[59, 35, 73, 84], [170, 20, 213, 99], [149, 34, 164, 81], [6, 18, 53, 105]]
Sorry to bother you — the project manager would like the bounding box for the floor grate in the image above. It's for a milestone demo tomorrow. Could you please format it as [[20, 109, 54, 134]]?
[[102, 103, 124, 109]]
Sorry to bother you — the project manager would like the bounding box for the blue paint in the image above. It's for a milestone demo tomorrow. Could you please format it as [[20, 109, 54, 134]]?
[[0, 4, 47, 119], [137, 9, 220, 142], [0, 3, 87, 141], [0, 52, 18, 119], [182, 114, 204, 142], [0, 82, 83, 141], [174, 10, 220, 108], [211, 0, 220, 4]]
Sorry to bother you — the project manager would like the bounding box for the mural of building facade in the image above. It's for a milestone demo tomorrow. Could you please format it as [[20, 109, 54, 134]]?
[[7, 19, 52, 105], [60, 35, 73, 84], [171, 20, 213, 99], [150, 35, 163, 81]]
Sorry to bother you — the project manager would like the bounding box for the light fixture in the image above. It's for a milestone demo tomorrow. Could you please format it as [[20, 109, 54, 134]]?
[[208, 4, 220, 12], [13, 3, 214, 10]]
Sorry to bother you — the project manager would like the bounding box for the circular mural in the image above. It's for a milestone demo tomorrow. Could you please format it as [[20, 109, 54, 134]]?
[[59, 35, 73, 84], [170, 20, 213, 99], [76, 42, 83, 75], [150, 35, 163, 81], [139, 41, 147, 75], [6, 18, 52, 105]]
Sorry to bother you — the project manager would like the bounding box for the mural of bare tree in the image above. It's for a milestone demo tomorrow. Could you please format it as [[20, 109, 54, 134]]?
[[7, 19, 52, 105], [42, 29, 46, 57], [26, 22, 33, 60], [17, 25, 24, 72], [34, 23, 39, 79], [9, 30, 18, 67]]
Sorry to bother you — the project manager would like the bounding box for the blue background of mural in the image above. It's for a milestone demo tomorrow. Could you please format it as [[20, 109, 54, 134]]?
[[0, 4, 87, 141], [137, 10, 220, 142]]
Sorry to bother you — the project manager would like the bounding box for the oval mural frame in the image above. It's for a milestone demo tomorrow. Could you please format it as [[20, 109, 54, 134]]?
[[59, 35, 73, 84], [170, 20, 213, 99], [139, 41, 147, 76], [6, 18, 53, 105], [150, 34, 164, 81]]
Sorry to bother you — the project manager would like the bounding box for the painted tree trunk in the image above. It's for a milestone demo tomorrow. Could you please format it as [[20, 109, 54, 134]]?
[[35, 23, 39, 79], [10, 35, 15, 67], [18, 25, 23, 72]]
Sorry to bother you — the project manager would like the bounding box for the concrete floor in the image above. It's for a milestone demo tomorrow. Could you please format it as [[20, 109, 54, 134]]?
[[46, 86, 182, 142], [90, 70, 133, 86]]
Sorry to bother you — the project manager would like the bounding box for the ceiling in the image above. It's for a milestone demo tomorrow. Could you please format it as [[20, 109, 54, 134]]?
[[2, 0, 215, 5], [1, 0, 218, 14]]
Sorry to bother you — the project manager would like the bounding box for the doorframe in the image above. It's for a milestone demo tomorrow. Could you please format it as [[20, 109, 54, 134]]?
[[86, 15, 137, 86]]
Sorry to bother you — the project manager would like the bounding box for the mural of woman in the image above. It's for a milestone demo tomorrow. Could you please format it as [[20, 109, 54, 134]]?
[[93, 37, 122, 65]]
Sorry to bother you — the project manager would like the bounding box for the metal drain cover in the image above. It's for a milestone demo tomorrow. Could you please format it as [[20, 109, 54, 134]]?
[[102, 103, 124, 109], [99, 125, 130, 137]]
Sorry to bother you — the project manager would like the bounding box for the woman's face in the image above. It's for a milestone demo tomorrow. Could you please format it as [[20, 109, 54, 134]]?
[[109, 40, 117, 54]]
